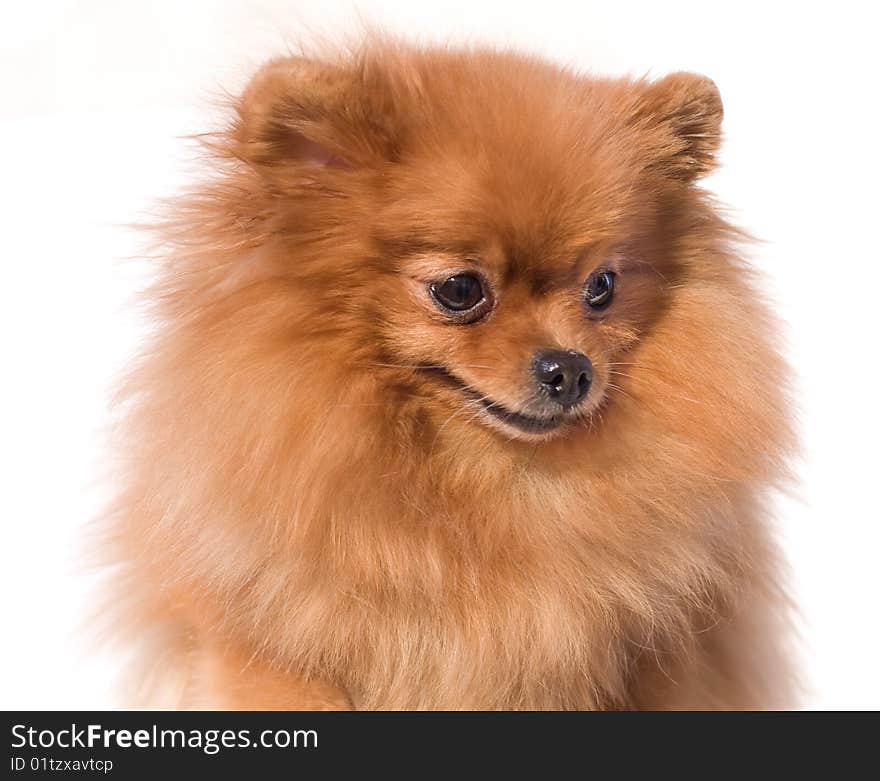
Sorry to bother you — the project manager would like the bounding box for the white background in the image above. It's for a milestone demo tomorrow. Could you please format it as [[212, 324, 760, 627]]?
[[1, 1, 878, 709]]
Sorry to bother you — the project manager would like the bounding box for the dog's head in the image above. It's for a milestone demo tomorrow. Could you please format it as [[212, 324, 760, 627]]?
[[229, 44, 724, 445]]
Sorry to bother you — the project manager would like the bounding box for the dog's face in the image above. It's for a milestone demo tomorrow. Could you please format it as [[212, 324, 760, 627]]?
[[236, 47, 722, 444], [373, 146, 674, 442]]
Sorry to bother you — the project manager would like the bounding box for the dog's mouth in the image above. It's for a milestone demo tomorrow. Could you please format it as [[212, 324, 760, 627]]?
[[462, 388, 566, 433], [421, 367, 567, 435]]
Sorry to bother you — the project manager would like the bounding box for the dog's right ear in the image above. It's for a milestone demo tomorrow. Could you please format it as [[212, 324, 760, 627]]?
[[235, 56, 400, 172]]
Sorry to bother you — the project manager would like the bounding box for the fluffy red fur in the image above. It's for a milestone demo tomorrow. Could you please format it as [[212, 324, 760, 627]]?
[[102, 38, 796, 709]]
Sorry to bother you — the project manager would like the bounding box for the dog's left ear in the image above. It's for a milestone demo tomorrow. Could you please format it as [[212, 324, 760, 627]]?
[[635, 72, 723, 181]]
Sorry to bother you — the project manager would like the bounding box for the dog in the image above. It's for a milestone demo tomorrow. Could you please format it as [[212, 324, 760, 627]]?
[[102, 37, 796, 709]]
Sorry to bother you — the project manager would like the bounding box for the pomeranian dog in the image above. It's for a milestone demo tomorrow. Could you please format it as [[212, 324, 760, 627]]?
[[103, 37, 796, 709]]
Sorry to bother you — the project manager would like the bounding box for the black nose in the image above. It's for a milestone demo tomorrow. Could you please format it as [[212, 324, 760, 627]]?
[[533, 349, 593, 408]]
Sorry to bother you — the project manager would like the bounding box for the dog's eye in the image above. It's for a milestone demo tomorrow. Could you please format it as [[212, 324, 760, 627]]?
[[585, 270, 615, 309], [430, 273, 487, 314]]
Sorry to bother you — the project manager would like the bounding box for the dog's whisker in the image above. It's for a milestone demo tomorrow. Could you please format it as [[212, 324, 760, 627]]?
[[605, 382, 635, 402]]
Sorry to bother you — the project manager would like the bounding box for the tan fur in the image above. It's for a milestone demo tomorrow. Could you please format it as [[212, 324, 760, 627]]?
[[101, 37, 797, 710]]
